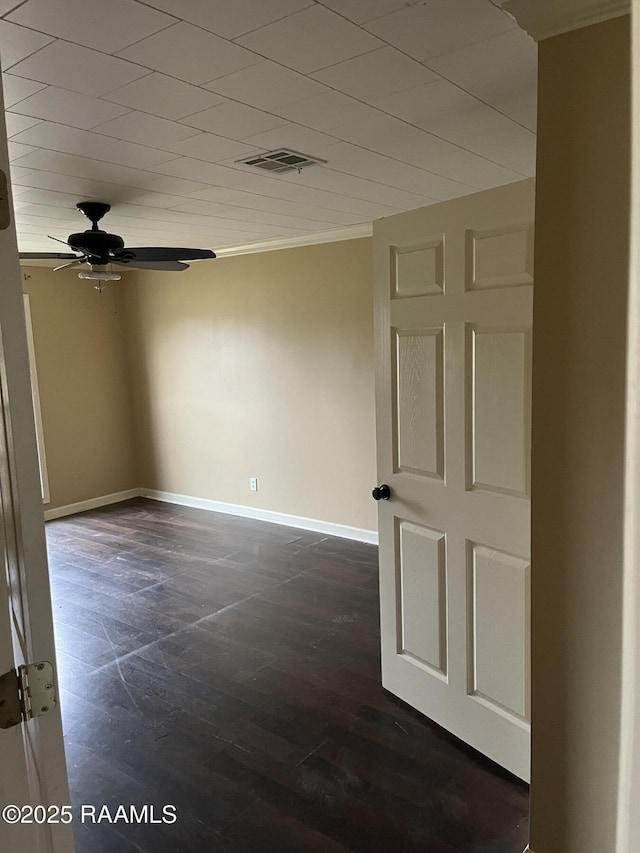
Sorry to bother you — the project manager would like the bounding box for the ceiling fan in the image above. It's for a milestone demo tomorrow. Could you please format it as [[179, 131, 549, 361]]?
[[19, 201, 216, 288]]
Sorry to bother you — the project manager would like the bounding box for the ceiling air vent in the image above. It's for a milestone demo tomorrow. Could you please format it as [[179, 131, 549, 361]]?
[[238, 149, 326, 174]]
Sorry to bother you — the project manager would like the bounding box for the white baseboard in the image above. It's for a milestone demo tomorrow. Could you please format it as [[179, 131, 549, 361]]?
[[140, 488, 379, 545], [44, 488, 141, 521]]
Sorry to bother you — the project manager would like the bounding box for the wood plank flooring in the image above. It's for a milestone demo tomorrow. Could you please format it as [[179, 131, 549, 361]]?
[[47, 498, 529, 853]]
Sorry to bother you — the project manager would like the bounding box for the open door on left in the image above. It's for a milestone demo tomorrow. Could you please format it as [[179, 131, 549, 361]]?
[[0, 59, 74, 853]]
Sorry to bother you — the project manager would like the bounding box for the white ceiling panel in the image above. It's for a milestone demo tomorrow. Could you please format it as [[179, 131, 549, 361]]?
[[329, 111, 525, 188], [6, 0, 177, 53], [92, 111, 200, 147], [321, 141, 472, 199], [278, 165, 435, 209], [9, 166, 176, 206], [137, 0, 313, 40], [5, 113, 41, 137], [219, 203, 360, 229], [426, 107, 536, 174], [312, 46, 437, 102], [204, 60, 327, 110], [161, 132, 258, 163], [149, 156, 250, 186], [272, 90, 382, 131], [237, 5, 383, 74], [85, 140, 181, 169], [11, 149, 211, 197], [117, 22, 261, 86], [374, 79, 483, 125], [9, 87, 131, 129], [427, 29, 537, 97], [9, 40, 150, 98], [187, 177, 402, 218], [0, 1, 29, 13], [102, 73, 227, 120], [0, 20, 53, 71], [181, 101, 288, 139], [373, 79, 535, 173], [316, 0, 425, 24], [2, 74, 47, 108], [9, 121, 113, 155], [12, 187, 88, 208], [364, 0, 516, 63], [474, 73, 537, 131], [123, 190, 205, 209], [8, 141, 36, 161], [364, 161, 474, 202]]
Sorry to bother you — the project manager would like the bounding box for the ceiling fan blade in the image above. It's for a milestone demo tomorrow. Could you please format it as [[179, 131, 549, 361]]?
[[19, 252, 81, 260], [48, 235, 73, 247], [112, 247, 215, 263], [111, 260, 189, 271], [54, 259, 86, 272]]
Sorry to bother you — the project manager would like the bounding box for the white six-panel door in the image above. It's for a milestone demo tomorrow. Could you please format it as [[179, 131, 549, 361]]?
[[373, 179, 534, 781]]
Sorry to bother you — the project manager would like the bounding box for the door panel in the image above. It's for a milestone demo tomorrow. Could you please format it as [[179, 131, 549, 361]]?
[[397, 519, 447, 676], [374, 179, 534, 780], [394, 328, 444, 479]]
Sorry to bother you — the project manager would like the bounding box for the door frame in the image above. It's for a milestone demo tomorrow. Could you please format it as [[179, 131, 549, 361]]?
[[0, 60, 73, 853]]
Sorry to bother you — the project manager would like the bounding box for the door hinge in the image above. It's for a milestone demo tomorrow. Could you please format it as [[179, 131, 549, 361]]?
[[0, 662, 57, 730]]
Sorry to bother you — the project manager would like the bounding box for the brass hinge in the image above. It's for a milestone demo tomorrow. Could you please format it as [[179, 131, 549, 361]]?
[[0, 662, 57, 730]]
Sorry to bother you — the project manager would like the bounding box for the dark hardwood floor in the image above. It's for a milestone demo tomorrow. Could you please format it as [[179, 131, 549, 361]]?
[[46, 498, 529, 853]]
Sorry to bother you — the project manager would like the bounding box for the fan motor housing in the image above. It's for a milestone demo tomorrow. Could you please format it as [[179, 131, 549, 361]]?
[[68, 230, 124, 259]]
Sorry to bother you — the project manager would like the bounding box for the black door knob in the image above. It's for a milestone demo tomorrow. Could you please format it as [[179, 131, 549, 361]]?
[[372, 484, 391, 501]]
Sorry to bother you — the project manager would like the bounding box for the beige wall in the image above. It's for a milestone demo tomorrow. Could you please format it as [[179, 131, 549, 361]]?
[[21, 266, 137, 509], [122, 237, 377, 532], [529, 16, 630, 853]]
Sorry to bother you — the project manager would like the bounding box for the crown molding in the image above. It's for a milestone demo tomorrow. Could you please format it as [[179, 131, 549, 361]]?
[[214, 223, 373, 258], [501, 0, 630, 41]]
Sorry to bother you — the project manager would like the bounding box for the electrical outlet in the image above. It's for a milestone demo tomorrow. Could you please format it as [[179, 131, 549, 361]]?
[[250, 477, 258, 492]]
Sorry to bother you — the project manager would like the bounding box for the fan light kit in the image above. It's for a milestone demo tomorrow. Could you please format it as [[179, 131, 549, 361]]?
[[19, 202, 216, 289], [78, 270, 121, 281]]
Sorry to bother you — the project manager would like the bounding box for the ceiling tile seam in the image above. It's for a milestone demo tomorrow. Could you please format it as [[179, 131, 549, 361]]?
[[0, 30, 55, 73], [169, 190, 375, 222], [5, 98, 139, 131], [4, 80, 50, 110], [7, 163, 215, 206], [3, 6, 182, 56], [421, 66, 537, 134], [286, 90, 533, 180], [130, 0, 318, 42], [0, 1, 29, 20], [209, 205, 366, 228], [181, 185, 405, 219], [112, 18, 266, 68], [5, 36, 160, 96], [12, 203, 290, 237], [302, 9, 534, 134], [359, 5, 519, 52], [325, 127, 529, 185], [311, 0, 396, 26], [282, 43, 383, 76]]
